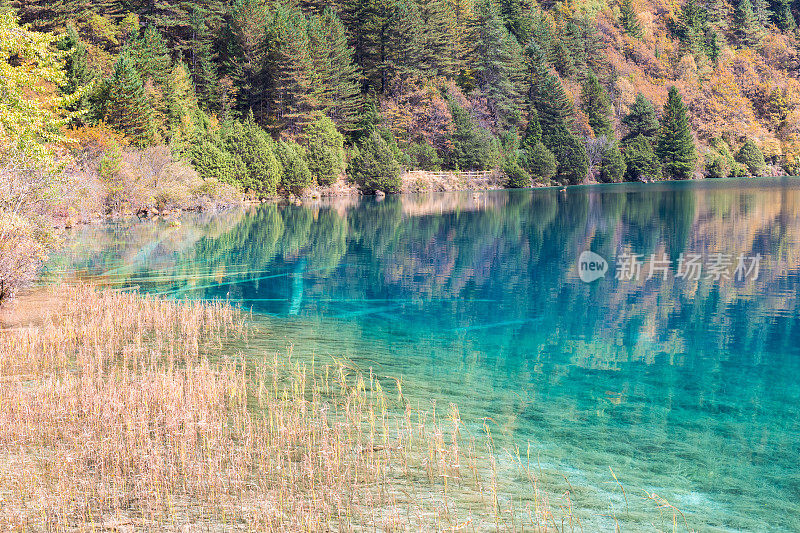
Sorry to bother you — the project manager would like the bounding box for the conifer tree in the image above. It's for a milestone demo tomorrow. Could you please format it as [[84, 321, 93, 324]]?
[[351, 131, 402, 193], [58, 25, 95, 124], [313, 8, 362, 130], [385, 0, 424, 84], [735, 139, 766, 175], [130, 24, 172, 89], [752, 0, 770, 27], [599, 142, 626, 182], [656, 86, 696, 180], [417, 0, 456, 77], [105, 52, 155, 145], [302, 115, 346, 186], [624, 134, 661, 180], [770, 0, 796, 31], [622, 93, 659, 142], [533, 72, 576, 135], [733, 0, 764, 47], [468, 0, 523, 129], [580, 72, 614, 138], [545, 124, 588, 185], [620, 0, 642, 38], [224, 116, 283, 195]]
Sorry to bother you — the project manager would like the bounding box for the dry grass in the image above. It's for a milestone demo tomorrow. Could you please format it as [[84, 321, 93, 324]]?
[[0, 284, 582, 532]]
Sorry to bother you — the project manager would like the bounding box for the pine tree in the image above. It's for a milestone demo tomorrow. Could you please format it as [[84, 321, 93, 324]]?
[[656, 86, 696, 180], [385, 0, 424, 85], [733, 0, 764, 47], [770, 0, 796, 31], [302, 115, 346, 186], [580, 72, 614, 138], [619, 0, 642, 38], [624, 134, 661, 180], [226, 0, 271, 120], [735, 139, 766, 175], [58, 25, 96, 124], [224, 116, 283, 194], [351, 131, 402, 192], [532, 72, 575, 136], [417, 0, 456, 77], [622, 93, 659, 142], [130, 24, 172, 89], [752, 0, 770, 28], [105, 52, 156, 145], [468, 0, 523, 129], [312, 8, 362, 130], [545, 123, 588, 185], [599, 142, 626, 182], [338, 0, 393, 93], [520, 108, 542, 151], [262, 3, 318, 133]]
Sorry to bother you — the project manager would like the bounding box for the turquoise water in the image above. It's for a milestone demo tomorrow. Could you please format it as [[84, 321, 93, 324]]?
[[46, 179, 800, 531]]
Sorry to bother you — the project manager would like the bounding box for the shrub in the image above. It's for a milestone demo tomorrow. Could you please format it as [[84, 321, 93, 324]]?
[[351, 131, 402, 193], [736, 139, 766, 176], [599, 142, 626, 183], [406, 141, 443, 170], [276, 140, 312, 194], [623, 135, 661, 181], [521, 141, 556, 182], [302, 116, 346, 186], [503, 154, 531, 188]]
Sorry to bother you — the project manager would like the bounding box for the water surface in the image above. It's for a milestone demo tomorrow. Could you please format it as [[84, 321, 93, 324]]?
[[45, 178, 800, 531]]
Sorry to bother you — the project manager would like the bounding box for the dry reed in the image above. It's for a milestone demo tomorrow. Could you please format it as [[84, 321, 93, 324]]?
[[0, 284, 689, 532]]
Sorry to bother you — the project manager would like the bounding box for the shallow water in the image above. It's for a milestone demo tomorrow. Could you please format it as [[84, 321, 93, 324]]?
[[44, 178, 800, 531]]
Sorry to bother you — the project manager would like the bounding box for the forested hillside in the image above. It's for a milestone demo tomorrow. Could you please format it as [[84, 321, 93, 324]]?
[[5, 0, 800, 197]]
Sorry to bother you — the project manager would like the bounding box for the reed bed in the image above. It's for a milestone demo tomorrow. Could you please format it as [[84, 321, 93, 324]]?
[[0, 285, 688, 532]]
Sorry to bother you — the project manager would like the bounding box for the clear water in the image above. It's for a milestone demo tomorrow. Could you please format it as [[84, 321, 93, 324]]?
[[44, 178, 800, 531]]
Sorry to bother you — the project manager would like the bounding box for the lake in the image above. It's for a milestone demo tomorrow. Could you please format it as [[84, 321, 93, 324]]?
[[45, 178, 800, 531]]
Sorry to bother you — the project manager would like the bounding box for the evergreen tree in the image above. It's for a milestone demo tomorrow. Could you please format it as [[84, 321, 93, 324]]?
[[446, 97, 500, 170], [192, 140, 247, 185], [622, 94, 659, 142], [620, 0, 642, 38], [656, 86, 696, 180], [468, 0, 524, 129], [58, 25, 96, 124], [224, 116, 283, 194], [533, 72, 576, 135], [105, 52, 155, 145], [351, 131, 402, 192], [770, 0, 796, 31], [521, 140, 557, 181], [276, 140, 313, 194], [624, 134, 661, 180], [581, 72, 614, 138], [417, 0, 456, 77], [385, 0, 424, 84], [313, 9, 362, 130], [503, 152, 531, 187], [130, 24, 172, 88], [302, 115, 346, 186], [520, 109, 542, 151], [752, 0, 771, 27], [544, 124, 588, 185], [338, 0, 393, 93], [736, 139, 766, 174], [599, 142, 626, 182], [733, 0, 764, 47]]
